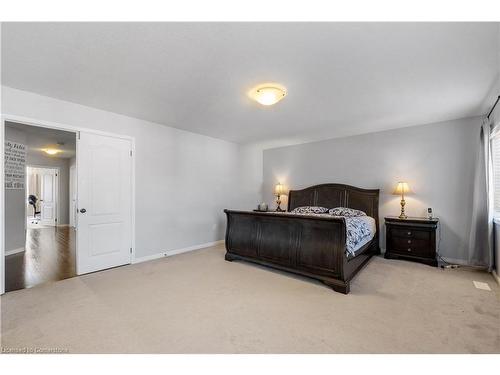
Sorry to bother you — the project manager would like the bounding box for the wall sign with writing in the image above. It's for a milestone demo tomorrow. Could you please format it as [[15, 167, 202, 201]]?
[[4, 140, 26, 189]]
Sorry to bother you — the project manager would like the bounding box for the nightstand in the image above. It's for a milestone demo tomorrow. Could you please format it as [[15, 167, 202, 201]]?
[[384, 216, 439, 267]]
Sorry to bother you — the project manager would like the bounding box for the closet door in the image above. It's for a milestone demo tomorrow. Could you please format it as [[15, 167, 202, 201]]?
[[76, 132, 133, 275]]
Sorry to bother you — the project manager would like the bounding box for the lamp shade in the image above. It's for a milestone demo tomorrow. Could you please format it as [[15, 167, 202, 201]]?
[[274, 182, 284, 196], [392, 182, 411, 195]]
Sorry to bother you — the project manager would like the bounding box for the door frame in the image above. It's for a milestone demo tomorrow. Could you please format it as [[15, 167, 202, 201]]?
[[0, 114, 136, 295], [69, 164, 76, 228], [26, 165, 60, 227]]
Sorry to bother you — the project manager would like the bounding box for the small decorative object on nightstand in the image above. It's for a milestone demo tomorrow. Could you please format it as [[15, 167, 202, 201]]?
[[384, 216, 439, 267], [274, 182, 285, 212], [257, 202, 268, 212]]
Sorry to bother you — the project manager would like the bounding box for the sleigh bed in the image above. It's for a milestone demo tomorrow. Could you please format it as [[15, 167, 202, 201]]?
[[224, 184, 380, 294]]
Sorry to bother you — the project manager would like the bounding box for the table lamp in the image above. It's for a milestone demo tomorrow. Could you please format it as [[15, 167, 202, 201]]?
[[275, 182, 285, 212], [393, 182, 411, 219]]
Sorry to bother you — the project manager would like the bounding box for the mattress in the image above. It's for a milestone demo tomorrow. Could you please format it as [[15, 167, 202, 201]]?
[[345, 216, 376, 259]]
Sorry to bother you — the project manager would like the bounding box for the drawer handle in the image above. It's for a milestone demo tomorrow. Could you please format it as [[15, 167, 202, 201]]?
[[408, 240, 411, 244], [407, 248, 412, 252], [407, 231, 412, 235]]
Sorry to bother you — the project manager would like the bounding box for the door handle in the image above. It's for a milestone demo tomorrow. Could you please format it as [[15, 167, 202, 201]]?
[[79, 208, 87, 213]]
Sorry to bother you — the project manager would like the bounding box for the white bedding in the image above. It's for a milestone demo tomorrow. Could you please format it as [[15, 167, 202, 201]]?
[[347, 216, 376, 258]]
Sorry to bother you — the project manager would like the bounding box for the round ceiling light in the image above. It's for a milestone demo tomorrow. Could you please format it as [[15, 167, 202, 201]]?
[[249, 83, 287, 106], [43, 148, 62, 155]]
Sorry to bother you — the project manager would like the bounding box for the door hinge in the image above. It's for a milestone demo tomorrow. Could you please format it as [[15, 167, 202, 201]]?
[[77, 131, 81, 140], [130, 150, 133, 157], [130, 247, 132, 254]]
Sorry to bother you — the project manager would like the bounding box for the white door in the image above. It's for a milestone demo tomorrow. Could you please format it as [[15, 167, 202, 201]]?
[[69, 165, 77, 227], [77, 131, 133, 275], [40, 168, 57, 225]]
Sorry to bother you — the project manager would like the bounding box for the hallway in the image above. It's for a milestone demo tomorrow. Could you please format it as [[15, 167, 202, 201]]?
[[5, 226, 76, 292]]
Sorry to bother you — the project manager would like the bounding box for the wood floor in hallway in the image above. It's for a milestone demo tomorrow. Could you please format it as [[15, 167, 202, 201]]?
[[5, 226, 76, 292]]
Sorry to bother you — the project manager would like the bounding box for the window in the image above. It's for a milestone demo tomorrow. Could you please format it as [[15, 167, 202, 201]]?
[[492, 134, 500, 215]]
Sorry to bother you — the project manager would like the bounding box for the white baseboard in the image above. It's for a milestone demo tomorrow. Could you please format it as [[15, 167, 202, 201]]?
[[133, 240, 224, 264], [492, 269, 500, 285], [437, 256, 468, 266], [5, 247, 25, 256], [166, 240, 224, 257], [133, 252, 168, 264]]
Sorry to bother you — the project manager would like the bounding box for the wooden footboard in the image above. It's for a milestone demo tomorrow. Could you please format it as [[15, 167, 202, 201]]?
[[224, 210, 378, 294]]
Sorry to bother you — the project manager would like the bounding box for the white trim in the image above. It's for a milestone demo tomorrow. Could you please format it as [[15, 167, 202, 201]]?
[[132, 252, 168, 264], [130, 137, 136, 264], [166, 240, 224, 257], [69, 164, 76, 228], [133, 240, 224, 264], [2, 114, 133, 142], [5, 247, 24, 256], [438, 256, 469, 266], [492, 269, 500, 285]]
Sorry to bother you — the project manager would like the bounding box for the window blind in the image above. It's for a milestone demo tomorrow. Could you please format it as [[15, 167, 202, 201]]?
[[492, 135, 500, 214]]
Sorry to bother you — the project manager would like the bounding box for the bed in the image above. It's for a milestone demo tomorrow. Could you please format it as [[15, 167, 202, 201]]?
[[223, 183, 380, 294]]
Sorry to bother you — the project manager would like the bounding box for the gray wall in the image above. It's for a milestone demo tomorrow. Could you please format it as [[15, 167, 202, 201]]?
[[2, 86, 263, 258], [263, 117, 480, 263], [4, 126, 27, 251]]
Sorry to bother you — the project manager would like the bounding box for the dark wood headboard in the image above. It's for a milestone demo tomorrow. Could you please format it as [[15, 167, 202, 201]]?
[[287, 183, 380, 229]]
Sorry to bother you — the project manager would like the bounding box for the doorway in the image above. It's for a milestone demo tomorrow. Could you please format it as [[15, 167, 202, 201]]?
[[27, 166, 59, 227], [4, 122, 77, 292], [1, 116, 136, 294]]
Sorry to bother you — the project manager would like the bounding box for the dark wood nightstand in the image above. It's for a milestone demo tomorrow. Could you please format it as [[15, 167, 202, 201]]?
[[384, 216, 439, 267]]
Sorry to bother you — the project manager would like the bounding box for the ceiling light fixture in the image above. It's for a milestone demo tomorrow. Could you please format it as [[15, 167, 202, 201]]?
[[249, 83, 287, 106], [43, 148, 61, 156]]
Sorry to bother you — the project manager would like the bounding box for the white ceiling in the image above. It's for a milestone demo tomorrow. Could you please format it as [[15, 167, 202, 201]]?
[[6, 121, 76, 159], [2, 22, 499, 145]]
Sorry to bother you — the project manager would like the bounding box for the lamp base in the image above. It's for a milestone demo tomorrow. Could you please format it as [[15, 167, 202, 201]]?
[[399, 198, 407, 219], [275, 195, 283, 212]]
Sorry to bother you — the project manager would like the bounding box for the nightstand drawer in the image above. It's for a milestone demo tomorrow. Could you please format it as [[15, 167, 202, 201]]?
[[388, 237, 433, 257], [391, 228, 430, 240]]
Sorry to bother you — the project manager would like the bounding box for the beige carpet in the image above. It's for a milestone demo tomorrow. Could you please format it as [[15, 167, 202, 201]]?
[[1, 244, 499, 353]]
